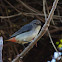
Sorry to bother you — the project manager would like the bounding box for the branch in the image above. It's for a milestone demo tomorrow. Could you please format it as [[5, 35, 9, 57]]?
[[50, 27, 62, 33], [4, 0, 20, 12], [46, 1, 55, 25], [0, 12, 62, 19], [16, 0, 41, 13], [57, 7, 62, 23], [16, 0, 44, 22], [0, 0, 61, 21], [12, 0, 59, 62], [43, 0, 58, 52]]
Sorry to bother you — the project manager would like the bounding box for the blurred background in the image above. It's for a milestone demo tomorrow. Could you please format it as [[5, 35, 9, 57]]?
[[0, 0, 62, 62]]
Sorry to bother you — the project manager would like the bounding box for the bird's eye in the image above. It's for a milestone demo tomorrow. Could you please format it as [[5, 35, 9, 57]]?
[[34, 23, 37, 24]]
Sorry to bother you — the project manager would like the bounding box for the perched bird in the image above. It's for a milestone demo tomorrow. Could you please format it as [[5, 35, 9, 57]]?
[[6, 20, 41, 45]]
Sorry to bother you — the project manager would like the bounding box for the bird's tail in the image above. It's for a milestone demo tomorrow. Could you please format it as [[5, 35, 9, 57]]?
[[5, 37, 16, 42]]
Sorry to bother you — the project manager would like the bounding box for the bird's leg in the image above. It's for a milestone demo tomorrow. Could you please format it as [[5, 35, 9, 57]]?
[[19, 44, 25, 52], [21, 44, 25, 49], [35, 43, 37, 47], [32, 38, 37, 47]]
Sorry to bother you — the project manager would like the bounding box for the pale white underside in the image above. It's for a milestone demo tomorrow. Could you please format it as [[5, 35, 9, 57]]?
[[15, 26, 41, 44]]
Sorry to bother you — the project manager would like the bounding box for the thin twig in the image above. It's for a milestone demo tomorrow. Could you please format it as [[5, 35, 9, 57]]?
[[47, 30, 58, 52], [4, 0, 20, 12], [43, 0, 47, 19], [46, 1, 55, 25], [16, 0, 44, 22], [50, 27, 62, 33], [0, 12, 62, 19], [57, 7, 62, 23], [43, 0, 58, 52], [16, 0, 41, 13]]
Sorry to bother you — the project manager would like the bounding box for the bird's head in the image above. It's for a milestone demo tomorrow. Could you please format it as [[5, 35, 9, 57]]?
[[31, 20, 41, 26]]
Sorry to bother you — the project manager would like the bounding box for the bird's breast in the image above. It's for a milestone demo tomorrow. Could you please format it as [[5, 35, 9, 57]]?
[[15, 26, 41, 44]]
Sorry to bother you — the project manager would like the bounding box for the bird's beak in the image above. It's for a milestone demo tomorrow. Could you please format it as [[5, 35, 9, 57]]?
[[39, 23, 42, 25], [5, 37, 16, 42]]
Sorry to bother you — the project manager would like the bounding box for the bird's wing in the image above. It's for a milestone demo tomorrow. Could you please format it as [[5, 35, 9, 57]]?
[[10, 24, 33, 38]]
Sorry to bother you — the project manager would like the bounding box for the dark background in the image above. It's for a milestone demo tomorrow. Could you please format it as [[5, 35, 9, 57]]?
[[0, 0, 62, 62]]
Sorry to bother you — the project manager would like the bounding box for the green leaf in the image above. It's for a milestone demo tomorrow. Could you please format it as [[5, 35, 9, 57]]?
[[58, 44, 62, 48], [60, 39, 62, 43], [56, 41, 59, 45]]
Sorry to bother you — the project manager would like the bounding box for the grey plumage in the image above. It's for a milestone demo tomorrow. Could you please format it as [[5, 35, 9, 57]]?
[[10, 24, 33, 38], [8, 20, 41, 44], [10, 20, 41, 38]]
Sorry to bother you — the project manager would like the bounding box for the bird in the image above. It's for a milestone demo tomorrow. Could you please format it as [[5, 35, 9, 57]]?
[[6, 20, 41, 45]]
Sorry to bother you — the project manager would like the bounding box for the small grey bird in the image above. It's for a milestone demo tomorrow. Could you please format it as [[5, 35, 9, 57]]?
[[6, 20, 41, 44]]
